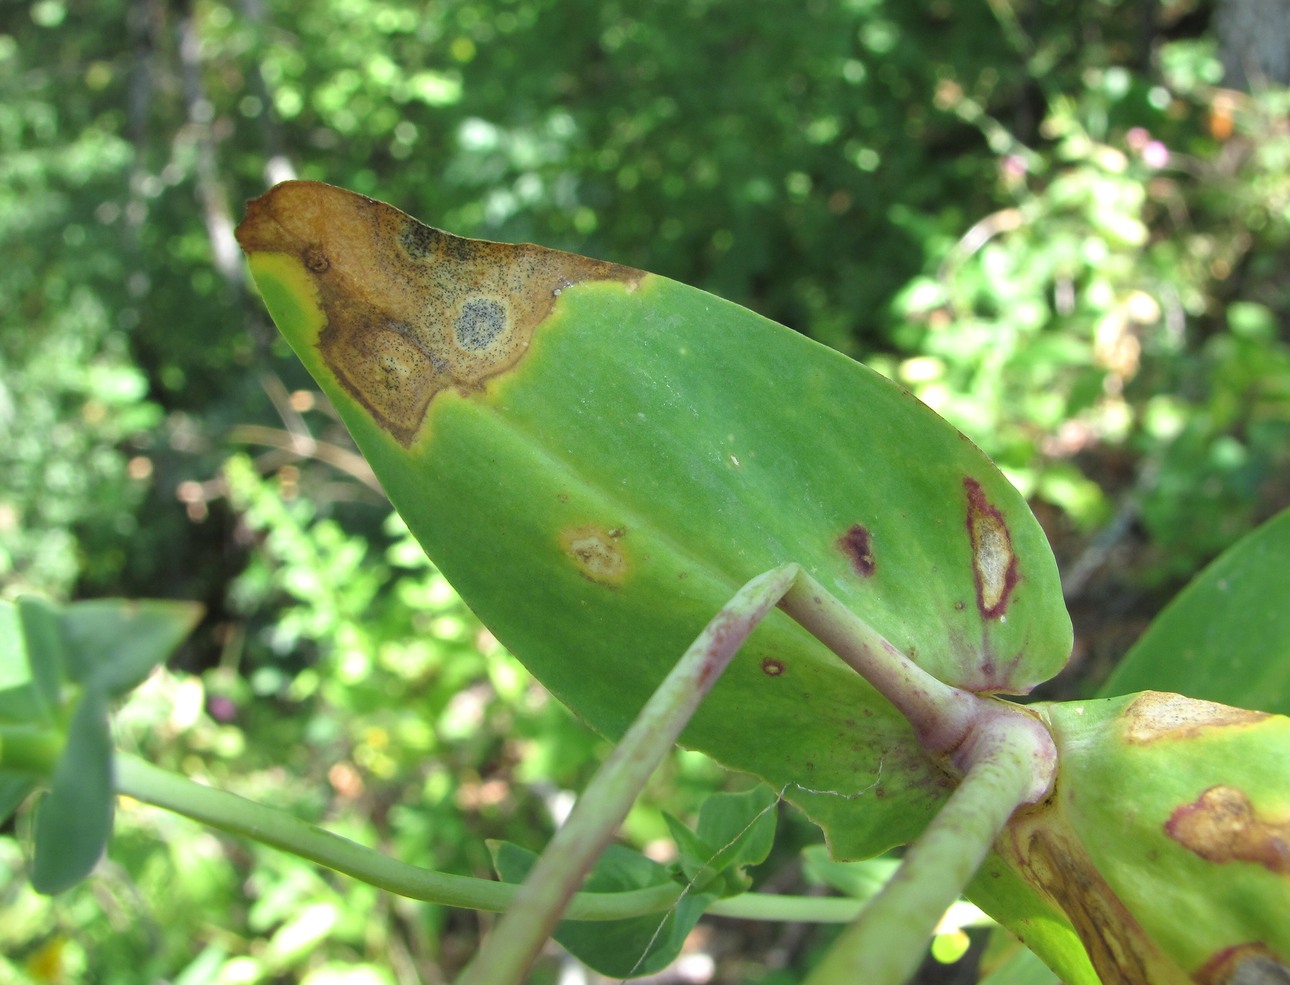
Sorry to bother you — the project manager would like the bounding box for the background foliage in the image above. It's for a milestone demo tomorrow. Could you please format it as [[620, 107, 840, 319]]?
[[1, 0, 1288, 981]]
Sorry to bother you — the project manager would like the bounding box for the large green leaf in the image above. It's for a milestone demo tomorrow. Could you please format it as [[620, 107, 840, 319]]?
[[1099, 505, 1290, 713], [236, 180, 1072, 861]]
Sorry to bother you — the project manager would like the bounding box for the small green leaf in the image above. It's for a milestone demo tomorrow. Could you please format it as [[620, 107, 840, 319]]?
[[0, 600, 44, 725], [59, 599, 203, 697], [662, 812, 718, 883], [1100, 505, 1290, 712], [801, 843, 900, 901], [172, 944, 230, 985], [31, 689, 113, 893], [2, 597, 201, 728], [659, 786, 778, 898], [491, 841, 714, 978], [5, 597, 65, 725], [694, 784, 778, 873]]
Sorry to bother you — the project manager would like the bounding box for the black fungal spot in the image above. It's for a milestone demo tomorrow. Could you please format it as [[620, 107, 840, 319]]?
[[304, 246, 330, 273], [399, 221, 438, 259], [454, 297, 507, 351], [761, 658, 785, 677], [837, 523, 876, 577]]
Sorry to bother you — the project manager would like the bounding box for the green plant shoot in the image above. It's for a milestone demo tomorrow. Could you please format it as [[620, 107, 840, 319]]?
[[235, 181, 1290, 985]]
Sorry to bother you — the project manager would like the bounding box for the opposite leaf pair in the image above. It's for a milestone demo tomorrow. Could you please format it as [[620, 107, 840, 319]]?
[[0, 597, 201, 892]]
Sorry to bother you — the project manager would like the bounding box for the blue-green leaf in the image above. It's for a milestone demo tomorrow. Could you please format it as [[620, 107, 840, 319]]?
[[31, 689, 113, 893], [59, 599, 203, 697]]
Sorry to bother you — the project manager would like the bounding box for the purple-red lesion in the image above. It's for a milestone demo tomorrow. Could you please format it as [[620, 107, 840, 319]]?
[[963, 477, 1018, 619], [761, 657, 786, 677], [1195, 942, 1290, 985], [837, 524, 876, 577]]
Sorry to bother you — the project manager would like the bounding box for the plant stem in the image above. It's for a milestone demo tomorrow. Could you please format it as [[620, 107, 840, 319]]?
[[457, 563, 803, 985], [801, 721, 1044, 985], [781, 571, 978, 756], [114, 750, 863, 922], [710, 892, 861, 923], [116, 753, 671, 919]]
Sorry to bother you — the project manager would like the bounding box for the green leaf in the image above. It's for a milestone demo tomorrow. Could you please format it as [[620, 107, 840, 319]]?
[[801, 843, 900, 900], [1099, 505, 1290, 712], [0, 600, 43, 725], [694, 785, 778, 873], [491, 840, 713, 978], [662, 812, 719, 882], [31, 689, 113, 893], [4, 596, 65, 725], [237, 181, 1073, 862], [662, 785, 778, 896], [1038, 692, 1290, 976], [1, 597, 201, 728], [0, 775, 37, 825], [58, 598, 203, 697]]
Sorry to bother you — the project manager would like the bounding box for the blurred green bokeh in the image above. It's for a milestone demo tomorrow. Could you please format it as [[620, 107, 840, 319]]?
[[2, 0, 1288, 981]]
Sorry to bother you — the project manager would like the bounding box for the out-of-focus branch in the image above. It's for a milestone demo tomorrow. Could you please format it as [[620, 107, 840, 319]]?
[[176, 0, 243, 290]]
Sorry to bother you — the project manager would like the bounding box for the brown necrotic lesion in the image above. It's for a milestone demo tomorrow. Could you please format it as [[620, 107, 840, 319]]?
[[236, 181, 642, 445], [963, 477, 1018, 619], [559, 524, 629, 586]]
